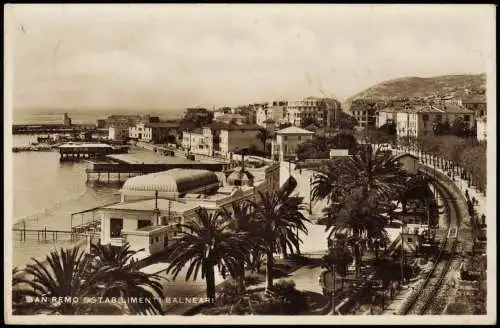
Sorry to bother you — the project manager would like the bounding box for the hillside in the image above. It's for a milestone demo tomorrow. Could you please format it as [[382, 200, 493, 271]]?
[[343, 73, 486, 111]]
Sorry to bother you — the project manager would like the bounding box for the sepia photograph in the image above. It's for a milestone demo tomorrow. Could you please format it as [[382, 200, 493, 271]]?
[[4, 3, 496, 325]]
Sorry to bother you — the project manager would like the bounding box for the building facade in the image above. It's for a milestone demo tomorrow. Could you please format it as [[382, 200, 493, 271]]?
[[271, 126, 314, 161], [476, 116, 487, 141], [143, 123, 181, 144], [350, 99, 381, 128], [395, 104, 475, 138], [219, 125, 264, 158], [95, 163, 280, 261], [286, 97, 339, 128], [256, 103, 287, 127], [376, 107, 398, 128]]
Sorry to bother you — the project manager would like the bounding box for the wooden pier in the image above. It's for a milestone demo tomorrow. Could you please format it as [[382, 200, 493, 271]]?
[[13, 226, 100, 243], [84, 161, 230, 183], [59, 143, 129, 161]]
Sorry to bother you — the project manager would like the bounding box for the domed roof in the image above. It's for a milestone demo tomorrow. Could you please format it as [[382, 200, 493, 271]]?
[[122, 168, 220, 194]]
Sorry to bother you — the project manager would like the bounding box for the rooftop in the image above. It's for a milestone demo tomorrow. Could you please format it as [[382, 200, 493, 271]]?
[[121, 168, 220, 194], [437, 104, 475, 114], [107, 149, 219, 164], [104, 198, 200, 214], [276, 126, 315, 135], [59, 143, 112, 149]]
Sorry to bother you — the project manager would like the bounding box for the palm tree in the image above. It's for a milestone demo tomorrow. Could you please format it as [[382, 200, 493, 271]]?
[[312, 145, 406, 204], [225, 201, 263, 292], [321, 190, 390, 278], [13, 246, 164, 315], [90, 241, 144, 269], [250, 190, 309, 291], [165, 208, 252, 302]]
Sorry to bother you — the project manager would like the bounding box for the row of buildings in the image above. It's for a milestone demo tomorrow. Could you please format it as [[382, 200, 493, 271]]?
[[212, 97, 342, 129], [350, 96, 487, 141]]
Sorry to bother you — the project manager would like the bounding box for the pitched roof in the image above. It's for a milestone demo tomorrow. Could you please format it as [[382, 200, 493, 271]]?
[[276, 126, 314, 135], [438, 104, 474, 114]]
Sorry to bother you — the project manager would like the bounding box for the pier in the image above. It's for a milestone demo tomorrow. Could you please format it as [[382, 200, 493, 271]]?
[[84, 151, 230, 183], [59, 143, 129, 161], [12, 124, 107, 135]]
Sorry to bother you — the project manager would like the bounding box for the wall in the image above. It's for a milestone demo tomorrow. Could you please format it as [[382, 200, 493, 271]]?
[[276, 133, 313, 160], [100, 209, 153, 244], [376, 111, 395, 128], [220, 129, 263, 157]]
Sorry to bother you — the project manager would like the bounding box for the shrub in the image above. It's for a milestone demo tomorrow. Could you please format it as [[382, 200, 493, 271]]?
[[261, 279, 309, 315]]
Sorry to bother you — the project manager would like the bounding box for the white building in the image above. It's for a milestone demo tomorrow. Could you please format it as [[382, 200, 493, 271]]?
[[95, 164, 281, 261], [181, 128, 213, 156], [476, 116, 487, 141], [395, 104, 475, 138], [271, 126, 314, 161], [376, 107, 398, 128], [219, 124, 264, 158], [286, 97, 339, 128], [256, 104, 287, 127], [109, 125, 130, 141]]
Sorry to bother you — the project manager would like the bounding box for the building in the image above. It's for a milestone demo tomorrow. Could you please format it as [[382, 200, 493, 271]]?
[[63, 113, 72, 126], [271, 126, 314, 161], [107, 115, 143, 141], [461, 97, 487, 118], [181, 127, 215, 156], [219, 124, 264, 158], [129, 116, 164, 141], [143, 122, 181, 144], [95, 163, 280, 260], [256, 103, 287, 127], [286, 97, 339, 128], [182, 123, 264, 158], [395, 104, 475, 138], [96, 119, 106, 129], [376, 107, 398, 128], [350, 99, 381, 128], [476, 116, 487, 141]]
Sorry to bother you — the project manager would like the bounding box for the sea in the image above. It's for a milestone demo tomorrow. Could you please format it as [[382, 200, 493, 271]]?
[[10, 109, 183, 268]]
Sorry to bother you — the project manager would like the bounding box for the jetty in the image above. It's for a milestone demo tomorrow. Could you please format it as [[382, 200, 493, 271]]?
[[12, 123, 107, 135], [59, 142, 129, 161], [13, 145, 59, 152], [84, 151, 230, 183]]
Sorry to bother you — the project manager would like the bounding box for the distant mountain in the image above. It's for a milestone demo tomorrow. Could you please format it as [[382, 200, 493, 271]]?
[[343, 73, 486, 112]]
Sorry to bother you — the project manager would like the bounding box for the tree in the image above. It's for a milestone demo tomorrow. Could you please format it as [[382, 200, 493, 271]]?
[[12, 247, 164, 315], [225, 201, 263, 292], [322, 233, 354, 290], [90, 241, 143, 269], [165, 208, 252, 302], [250, 189, 309, 291], [300, 117, 317, 128], [321, 190, 390, 277], [312, 144, 406, 276]]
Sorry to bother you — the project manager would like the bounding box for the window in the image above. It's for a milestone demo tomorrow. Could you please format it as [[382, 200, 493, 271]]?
[[150, 237, 154, 244], [110, 218, 123, 238], [138, 220, 152, 229], [422, 114, 429, 122], [155, 236, 160, 243], [283, 136, 288, 141], [436, 114, 443, 121], [298, 136, 301, 141], [464, 115, 470, 121]]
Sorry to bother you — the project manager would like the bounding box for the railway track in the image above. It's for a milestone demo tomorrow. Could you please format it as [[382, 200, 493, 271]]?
[[400, 172, 462, 315]]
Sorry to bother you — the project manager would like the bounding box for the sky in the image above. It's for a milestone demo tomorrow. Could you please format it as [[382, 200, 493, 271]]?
[[5, 4, 495, 111]]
